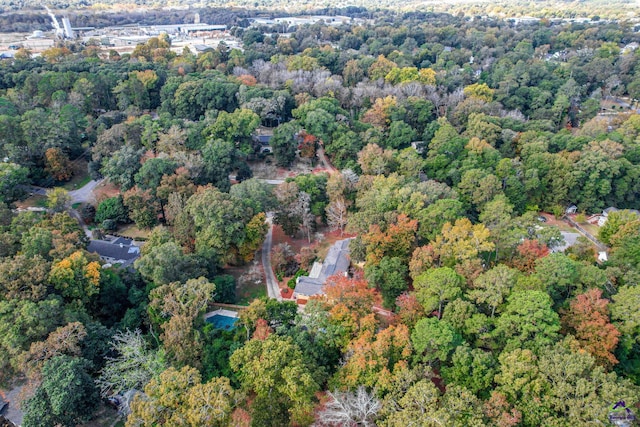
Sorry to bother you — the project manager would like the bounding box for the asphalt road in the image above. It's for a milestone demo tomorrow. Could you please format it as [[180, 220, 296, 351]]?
[[69, 179, 103, 204], [261, 213, 283, 301]]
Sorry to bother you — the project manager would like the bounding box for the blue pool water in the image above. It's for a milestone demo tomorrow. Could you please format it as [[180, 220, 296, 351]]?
[[206, 314, 238, 330]]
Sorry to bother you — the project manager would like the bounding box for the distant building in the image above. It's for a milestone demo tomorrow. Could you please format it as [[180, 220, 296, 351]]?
[[598, 207, 640, 226], [139, 23, 226, 36], [293, 238, 352, 302], [87, 237, 140, 268], [566, 205, 578, 214], [254, 134, 273, 153]]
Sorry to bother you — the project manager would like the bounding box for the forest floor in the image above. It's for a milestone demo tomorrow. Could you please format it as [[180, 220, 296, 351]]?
[[61, 159, 91, 191], [92, 180, 120, 202]]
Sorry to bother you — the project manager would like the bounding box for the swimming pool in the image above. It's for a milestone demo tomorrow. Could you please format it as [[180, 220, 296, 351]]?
[[205, 313, 238, 330]]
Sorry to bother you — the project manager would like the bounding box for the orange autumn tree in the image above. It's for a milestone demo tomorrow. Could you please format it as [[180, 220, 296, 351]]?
[[333, 324, 413, 391], [563, 288, 620, 367], [321, 274, 379, 348], [361, 96, 397, 130], [45, 148, 73, 181], [396, 292, 425, 329], [511, 239, 550, 273], [362, 214, 418, 266], [297, 131, 318, 160]]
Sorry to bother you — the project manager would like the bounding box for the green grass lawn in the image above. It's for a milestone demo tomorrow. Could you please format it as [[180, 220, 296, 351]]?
[[16, 194, 48, 208], [116, 224, 152, 240], [581, 223, 601, 238], [62, 174, 91, 191]]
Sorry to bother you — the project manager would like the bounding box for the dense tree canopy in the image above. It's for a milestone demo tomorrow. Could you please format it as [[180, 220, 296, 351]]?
[[1, 7, 640, 426]]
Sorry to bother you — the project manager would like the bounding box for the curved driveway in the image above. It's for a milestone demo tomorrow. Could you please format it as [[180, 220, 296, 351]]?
[[261, 213, 283, 301]]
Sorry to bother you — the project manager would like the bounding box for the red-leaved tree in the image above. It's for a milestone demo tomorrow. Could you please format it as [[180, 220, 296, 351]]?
[[563, 288, 620, 367]]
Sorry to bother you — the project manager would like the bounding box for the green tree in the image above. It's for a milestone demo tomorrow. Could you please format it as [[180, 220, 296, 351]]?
[[611, 285, 640, 383], [127, 366, 238, 427], [186, 186, 252, 265], [414, 198, 464, 243], [95, 196, 129, 224], [20, 228, 53, 259], [101, 146, 145, 191], [46, 187, 71, 213], [493, 290, 560, 352], [365, 256, 408, 309], [0, 297, 65, 383], [205, 108, 260, 151], [414, 267, 464, 319], [469, 265, 520, 317], [441, 344, 496, 397], [229, 178, 274, 213], [230, 335, 319, 425], [135, 241, 208, 286], [123, 187, 159, 229], [411, 317, 462, 365], [271, 120, 301, 167], [200, 139, 239, 192], [599, 210, 640, 245], [134, 157, 177, 196], [23, 355, 99, 427]]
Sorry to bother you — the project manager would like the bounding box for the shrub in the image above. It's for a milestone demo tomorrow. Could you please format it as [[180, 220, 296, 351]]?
[[102, 219, 117, 231], [95, 196, 128, 224], [287, 269, 309, 289]]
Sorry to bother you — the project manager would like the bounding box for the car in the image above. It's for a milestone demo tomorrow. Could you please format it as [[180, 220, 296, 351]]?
[[537, 216, 547, 222]]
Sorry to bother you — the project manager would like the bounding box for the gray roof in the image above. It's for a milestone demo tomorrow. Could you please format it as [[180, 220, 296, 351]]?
[[112, 237, 133, 245], [603, 207, 619, 215], [294, 238, 352, 297], [254, 135, 272, 145], [87, 240, 140, 264], [294, 277, 324, 297], [317, 238, 351, 282]]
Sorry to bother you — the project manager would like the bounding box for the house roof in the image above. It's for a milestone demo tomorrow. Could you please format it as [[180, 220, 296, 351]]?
[[0, 396, 7, 415], [317, 238, 351, 282], [87, 240, 140, 263], [294, 238, 352, 297], [603, 207, 619, 215], [293, 277, 324, 297], [254, 135, 272, 145]]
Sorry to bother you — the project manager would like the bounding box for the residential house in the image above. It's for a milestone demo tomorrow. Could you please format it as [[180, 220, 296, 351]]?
[[566, 205, 578, 214], [597, 207, 640, 226], [87, 237, 141, 268], [293, 238, 352, 303], [254, 134, 273, 153]]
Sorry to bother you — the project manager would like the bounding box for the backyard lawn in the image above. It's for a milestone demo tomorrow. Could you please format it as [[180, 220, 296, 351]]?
[[116, 224, 152, 241]]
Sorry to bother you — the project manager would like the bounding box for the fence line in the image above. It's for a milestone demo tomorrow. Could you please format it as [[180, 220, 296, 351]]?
[[563, 216, 607, 251]]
